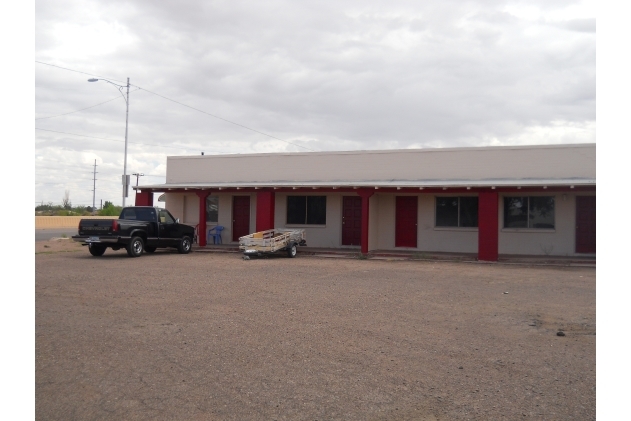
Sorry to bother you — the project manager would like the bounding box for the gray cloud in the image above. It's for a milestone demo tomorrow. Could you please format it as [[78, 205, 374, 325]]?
[[35, 0, 595, 206]]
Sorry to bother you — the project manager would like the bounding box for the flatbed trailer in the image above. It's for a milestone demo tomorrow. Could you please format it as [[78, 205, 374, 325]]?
[[238, 229, 306, 258]]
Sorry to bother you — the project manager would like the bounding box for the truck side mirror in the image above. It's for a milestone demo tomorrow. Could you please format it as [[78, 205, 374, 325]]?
[[175, 218, 180, 224]]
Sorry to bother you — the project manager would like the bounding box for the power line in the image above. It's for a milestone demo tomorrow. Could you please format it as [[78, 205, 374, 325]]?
[[36, 128, 122, 142], [35, 60, 317, 153], [35, 60, 127, 84], [35, 94, 131, 120], [35, 128, 216, 152], [134, 84, 317, 152]]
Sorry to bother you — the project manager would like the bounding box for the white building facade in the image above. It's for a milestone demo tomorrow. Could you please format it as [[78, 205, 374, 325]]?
[[135, 144, 596, 261]]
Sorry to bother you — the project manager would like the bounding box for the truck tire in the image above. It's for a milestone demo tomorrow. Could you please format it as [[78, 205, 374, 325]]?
[[287, 243, 297, 258], [88, 244, 106, 256], [145, 246, 157, 253], [126, 236, 144, 257], [178, 236, 192, 254]]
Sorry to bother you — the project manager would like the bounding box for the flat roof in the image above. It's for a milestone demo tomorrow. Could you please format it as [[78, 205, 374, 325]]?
[[137, 143, 596, 190]]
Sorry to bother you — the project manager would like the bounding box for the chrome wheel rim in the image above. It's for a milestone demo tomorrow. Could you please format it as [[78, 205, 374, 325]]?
[[133, 241, 142, 254], [183, 239, 190, 251]]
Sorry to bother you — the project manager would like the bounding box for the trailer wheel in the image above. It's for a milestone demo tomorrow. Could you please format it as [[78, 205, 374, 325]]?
[[88, 244, 106, 256], [287, 243, 297, 258], [126, 236, 144, 257]]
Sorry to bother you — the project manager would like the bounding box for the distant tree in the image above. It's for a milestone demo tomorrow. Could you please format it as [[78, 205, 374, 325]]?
[[100, 203, 122, 216], [35, 202, 56, 212], [62, 190, 72, 209], [103, 201, 113, 208]]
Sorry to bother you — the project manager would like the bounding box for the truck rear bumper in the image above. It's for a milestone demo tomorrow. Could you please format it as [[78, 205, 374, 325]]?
[[72, 236, 130, 245]]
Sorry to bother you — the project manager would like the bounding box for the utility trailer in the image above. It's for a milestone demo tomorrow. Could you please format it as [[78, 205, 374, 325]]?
[[239, 229, 306, 258]]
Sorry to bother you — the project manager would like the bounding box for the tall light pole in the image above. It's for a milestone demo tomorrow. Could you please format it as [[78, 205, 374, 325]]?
[[88, 77, 131, 207]]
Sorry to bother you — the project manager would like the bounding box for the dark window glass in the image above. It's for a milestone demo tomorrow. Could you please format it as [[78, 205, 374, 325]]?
[[287, 196, 326, 225], [459, 197, 479, 227], [122, 208, 136, 219], [287, 196, 307, 224], [436, 197, 477, 227], [504, 196, 555, 229], [306, 196, 327, 224], [206, 196, 219, 223], [436, 197, 459, 227], [136, 208, 156, 222], [159, 209, 175, 224], [504, 197, 528, 228], [529, 196, 555, 228]]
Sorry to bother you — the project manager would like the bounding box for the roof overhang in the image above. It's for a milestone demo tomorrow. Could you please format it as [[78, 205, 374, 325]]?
[[134, 178, 596, 192]]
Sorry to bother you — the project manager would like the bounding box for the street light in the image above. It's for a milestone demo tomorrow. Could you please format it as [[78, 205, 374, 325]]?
[[88, 77, 131, 207], [132, 172, 145, 187]]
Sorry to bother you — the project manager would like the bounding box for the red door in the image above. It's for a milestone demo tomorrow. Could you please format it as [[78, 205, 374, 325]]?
[[232, 196, 251, 241], [342, 196, 362, 246], [395, 196, 418, 248], [576, 196, 596, 253]]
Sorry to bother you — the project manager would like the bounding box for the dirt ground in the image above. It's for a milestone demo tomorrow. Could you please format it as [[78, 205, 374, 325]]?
[[36, 239, 596, 420]]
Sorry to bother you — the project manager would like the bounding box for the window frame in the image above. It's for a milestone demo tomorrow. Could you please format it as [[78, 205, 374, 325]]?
[[206, 195, 219, 224], [286, 195, 327, 226], [434, 196, 479, 229], [502, 195, 556, 230]]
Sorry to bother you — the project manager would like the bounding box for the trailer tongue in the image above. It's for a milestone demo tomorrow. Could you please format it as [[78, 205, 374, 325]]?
[[238, 229, 306, 258]]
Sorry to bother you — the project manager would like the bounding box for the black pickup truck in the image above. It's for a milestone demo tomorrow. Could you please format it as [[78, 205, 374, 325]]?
[[72, 206, 195, 257]]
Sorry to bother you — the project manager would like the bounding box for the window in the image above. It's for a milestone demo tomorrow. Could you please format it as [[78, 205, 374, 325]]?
[[504, 196, 555, 229], [435, 197, 478, 227], [287, 196, 326, 225], [206, 196, 219, 223], [159, 209, 175, 224]]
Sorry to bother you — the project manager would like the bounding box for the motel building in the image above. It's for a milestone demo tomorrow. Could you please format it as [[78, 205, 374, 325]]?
[[134, 143, 596, 261]]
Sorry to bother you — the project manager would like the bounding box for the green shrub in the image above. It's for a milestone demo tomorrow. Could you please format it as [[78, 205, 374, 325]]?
[[99, 204, 122, 216]]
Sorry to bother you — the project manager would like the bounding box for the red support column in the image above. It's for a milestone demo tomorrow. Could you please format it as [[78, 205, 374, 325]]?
[[478, 191, 499, 261], [196, 191, 210, 246], [358, 189, 374, 254], [134, 191, 153, 206], [256, 190, 275, 232]]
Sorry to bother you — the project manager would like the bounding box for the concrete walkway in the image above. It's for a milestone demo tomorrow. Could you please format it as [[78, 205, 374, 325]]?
[[192, 243, 596, 267]]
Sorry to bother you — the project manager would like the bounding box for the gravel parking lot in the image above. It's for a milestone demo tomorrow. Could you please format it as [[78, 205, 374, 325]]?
[[36, 240, 595, 420]]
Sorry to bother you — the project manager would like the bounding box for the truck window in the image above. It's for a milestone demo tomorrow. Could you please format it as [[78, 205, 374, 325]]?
[[136, 208, 157, 222], [121, 208, 137, 219], [159, 209, 175, 224]]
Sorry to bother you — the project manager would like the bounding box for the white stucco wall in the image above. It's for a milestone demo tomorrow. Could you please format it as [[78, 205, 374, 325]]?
[[274, 192, 344, 248], [372, 194, 478, 253], [166, 191, 591, 255], [166, 192, 256, 243], [498, 192, 594, 256]]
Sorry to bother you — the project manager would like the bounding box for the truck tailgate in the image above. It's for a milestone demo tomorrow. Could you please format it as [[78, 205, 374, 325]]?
[[78, 219, 116, 236]]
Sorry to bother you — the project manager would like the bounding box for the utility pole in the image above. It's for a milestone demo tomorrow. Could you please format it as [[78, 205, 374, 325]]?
[[92, 160, 98, 215], [88, 76, 131, 207], [133, 172, 144, 187], [123, 77, 130, 207]]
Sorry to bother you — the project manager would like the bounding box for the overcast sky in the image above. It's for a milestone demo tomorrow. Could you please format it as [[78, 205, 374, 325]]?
[[34, 0, 595, 207]]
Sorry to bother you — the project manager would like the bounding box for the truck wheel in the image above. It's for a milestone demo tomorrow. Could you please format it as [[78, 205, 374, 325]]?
[[126, 236, 144, 257], [145, 246, 157, 253], [178, 236, 192, 254], [287, 243, 297, 258], [88, 244, 106, 256]]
